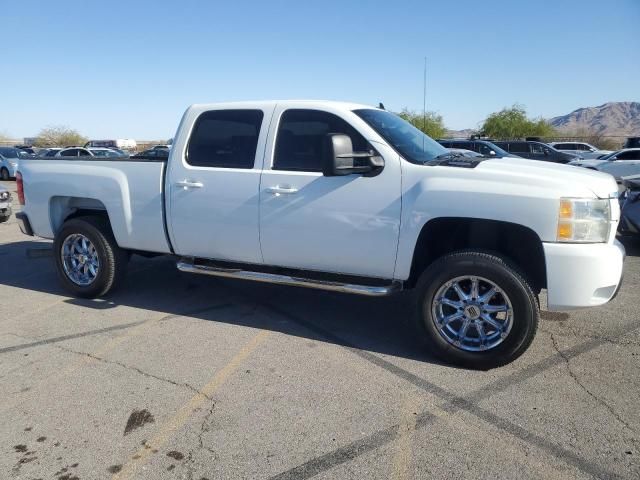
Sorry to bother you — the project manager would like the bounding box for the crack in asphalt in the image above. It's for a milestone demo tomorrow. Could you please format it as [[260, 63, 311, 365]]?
[[185, 399, 216, 480], [548, 331, 638, 440], [54, 345, 213, 401]]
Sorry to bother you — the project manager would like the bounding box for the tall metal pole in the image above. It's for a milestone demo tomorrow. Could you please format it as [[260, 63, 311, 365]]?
[[422, 56, 427, 150]]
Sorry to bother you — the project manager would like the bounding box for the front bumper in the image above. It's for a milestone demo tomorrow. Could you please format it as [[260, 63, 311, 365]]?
[[544, 240, 625, 310]]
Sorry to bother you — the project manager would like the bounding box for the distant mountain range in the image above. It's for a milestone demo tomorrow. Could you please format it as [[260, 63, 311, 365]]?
[[549, 102, 640, 137], [446, 102, 640, 139]]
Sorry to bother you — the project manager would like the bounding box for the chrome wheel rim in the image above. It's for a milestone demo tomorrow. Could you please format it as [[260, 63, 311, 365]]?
[[431, 276, 513, 352], [61, 234, 100, 286]]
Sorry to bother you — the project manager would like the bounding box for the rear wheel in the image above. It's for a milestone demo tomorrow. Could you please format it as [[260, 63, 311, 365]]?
[[53, 217, 128, 298], [414, 251, 538, 369], [0, 168, 9, 181]]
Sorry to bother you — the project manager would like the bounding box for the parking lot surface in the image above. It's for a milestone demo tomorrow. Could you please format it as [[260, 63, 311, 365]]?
[[1, 179, 639, 479]]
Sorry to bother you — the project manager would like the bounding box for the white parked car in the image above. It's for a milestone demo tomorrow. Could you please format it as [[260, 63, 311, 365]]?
[[0, 186, 12, 222], [549, 142, 612, 160], [15, 100, 625, 368], [569, 148, 640, 180], [0, 147, 23, 180]]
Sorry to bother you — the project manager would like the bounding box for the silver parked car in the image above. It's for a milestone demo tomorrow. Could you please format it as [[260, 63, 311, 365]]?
[[0, 186, 12, 223], [569, 148, 640, 180], [548, 142, 612, 160]]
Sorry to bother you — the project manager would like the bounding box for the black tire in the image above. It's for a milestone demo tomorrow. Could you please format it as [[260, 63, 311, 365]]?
[[53, 216, 128, 298], [414, 251, 539, 369], [0, 168, 9, 181]]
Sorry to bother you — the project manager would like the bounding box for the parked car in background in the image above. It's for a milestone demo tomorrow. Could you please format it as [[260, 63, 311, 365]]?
[[55, 147, 126, 158], [37, 148, 63, 157], [624, 137, 640, 149], [0, 186, 12, 223], [493, 141, 579, 163], [570, 149, 640, 181], [131, 148, 169, 158], [548, 142, 612, 159], [437, 139, 516, 158], [0, 147, 23, 180], [85, 139, 137, 151], [16, 100, 625, 368], [446, 148, 483, 158], [15, 145, 37, 155], [619, 175, 640, 236]]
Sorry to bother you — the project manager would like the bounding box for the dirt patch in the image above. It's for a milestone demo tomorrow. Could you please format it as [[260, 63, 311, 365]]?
[[107, 465, 122, 473], [124, 409, 155, 435], [166, 450, 184, 461], [13, 444, 27, 453]]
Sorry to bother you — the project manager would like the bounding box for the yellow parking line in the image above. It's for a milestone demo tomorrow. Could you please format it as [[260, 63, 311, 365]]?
[[392, 394, 420, 480], [113, 329, 270, 480]]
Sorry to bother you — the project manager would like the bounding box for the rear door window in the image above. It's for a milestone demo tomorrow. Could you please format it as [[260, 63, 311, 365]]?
[[187, 109, 264, 168], [615, 151, 640, 161]]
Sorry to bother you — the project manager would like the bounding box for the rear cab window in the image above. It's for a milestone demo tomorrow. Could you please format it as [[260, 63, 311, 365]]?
[[186, 109, 264, 168]]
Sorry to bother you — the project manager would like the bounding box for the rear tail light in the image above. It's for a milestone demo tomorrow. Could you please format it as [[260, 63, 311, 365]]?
[[16, 171, 25, 205]]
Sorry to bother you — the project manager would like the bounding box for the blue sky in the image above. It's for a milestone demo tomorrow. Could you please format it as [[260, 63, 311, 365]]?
[[2, 0, 639, 139]]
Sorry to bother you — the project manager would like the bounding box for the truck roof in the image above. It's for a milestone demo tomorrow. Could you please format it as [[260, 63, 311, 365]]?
[[188, 100, 376, 112]]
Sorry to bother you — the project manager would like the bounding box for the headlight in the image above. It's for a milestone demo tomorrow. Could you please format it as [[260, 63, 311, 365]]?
[[557, 198, 611, 243], [9, 161, 18, 167]]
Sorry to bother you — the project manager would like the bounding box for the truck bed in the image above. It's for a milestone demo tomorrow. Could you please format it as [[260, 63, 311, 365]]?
[[19, 158, 172, 254]]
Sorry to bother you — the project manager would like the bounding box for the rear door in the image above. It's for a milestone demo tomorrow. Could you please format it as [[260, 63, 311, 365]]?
[[258, 107, 401, 279], [167, 106, 275, 263]]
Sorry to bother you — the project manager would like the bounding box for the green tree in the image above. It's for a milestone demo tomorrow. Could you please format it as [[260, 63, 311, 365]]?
[[480, 104, 556, 139], [398, 108, 447, 139], [34, 125, 87, 147]]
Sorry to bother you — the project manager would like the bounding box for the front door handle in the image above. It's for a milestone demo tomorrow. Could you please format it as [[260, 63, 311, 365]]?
[[266, 186, 299, 195], [175, 180, 203, 189]]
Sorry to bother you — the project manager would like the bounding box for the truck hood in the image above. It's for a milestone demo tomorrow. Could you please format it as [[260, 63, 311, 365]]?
[[476, 157, 618, 199]]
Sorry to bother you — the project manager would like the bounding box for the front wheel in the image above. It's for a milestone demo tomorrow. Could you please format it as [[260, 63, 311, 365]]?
[[53, 217, 128, 298], [415, 251, 539, 369], [0, 168, 9, 181]]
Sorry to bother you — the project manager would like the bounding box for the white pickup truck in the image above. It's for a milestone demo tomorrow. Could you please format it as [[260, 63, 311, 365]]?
[[15, 101, 625, 367]]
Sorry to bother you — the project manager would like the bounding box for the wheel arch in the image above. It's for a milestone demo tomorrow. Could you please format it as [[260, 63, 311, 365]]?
[[50, 196, 113, 238], [407, 217, 546, 293]]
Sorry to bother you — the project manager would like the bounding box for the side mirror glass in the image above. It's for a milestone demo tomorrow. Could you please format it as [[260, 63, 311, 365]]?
[[323, 134, 384, 177], [489, 150, 496, 156]]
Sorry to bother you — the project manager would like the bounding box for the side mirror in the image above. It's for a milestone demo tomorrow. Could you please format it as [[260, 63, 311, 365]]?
[[543, 148, 551, 156], [323, 134, 384, 177], [489, 150, 496, 156]]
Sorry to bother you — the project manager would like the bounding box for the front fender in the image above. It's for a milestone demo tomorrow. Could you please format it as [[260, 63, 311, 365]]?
[[395, 173, 557, 280]]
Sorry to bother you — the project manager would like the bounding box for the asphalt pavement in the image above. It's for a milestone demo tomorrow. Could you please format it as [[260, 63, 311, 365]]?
[[0, 179, 638, 479]]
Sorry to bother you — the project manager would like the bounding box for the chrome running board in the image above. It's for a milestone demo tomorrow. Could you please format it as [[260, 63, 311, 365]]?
[[176, 258, 402, 297]]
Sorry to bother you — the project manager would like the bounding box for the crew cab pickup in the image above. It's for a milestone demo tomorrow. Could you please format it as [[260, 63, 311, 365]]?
[[15, 101, 625, 368]]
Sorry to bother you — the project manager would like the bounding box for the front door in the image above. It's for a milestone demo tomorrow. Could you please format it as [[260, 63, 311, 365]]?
[[167, 106, 274, 264], [259, 108, 401, 279]]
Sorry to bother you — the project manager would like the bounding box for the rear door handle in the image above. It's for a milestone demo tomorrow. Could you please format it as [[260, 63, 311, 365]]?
[[175, 180, 203, 189], [266, 186, 299, 195]]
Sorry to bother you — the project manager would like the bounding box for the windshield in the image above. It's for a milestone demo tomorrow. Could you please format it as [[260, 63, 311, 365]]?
[[353, 109, 448, 163]]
